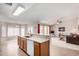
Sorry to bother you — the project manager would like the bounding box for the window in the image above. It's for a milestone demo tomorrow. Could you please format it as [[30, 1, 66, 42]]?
[[44, 26, 49, 35], [40, 25, 49, 35], [8, 25, 20, 36], [27, 26, 33, 34], [1, 23, 26, 39], [2, 24, 7, 37], [21, 26, 25, 36], [40, 25, 44, 35]]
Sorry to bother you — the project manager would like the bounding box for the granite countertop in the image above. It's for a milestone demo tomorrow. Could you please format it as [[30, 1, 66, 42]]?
[[21, 36, 49, 43]]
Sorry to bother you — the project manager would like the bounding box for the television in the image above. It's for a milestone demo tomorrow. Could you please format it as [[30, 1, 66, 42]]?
[[59, 27, 65, 31]]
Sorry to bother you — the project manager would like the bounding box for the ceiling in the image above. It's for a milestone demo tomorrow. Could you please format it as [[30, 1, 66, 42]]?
[[0, 3, 79, 25]]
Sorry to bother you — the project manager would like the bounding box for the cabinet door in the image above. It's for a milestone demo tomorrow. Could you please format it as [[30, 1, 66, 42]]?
[[34, 42, 40, 56], [23, 39, 27, 52], [34, 41, 49, 56], [18, 36, 20, 45], [18, 36, 21, 48], [41, 41, 49, 56], [20, 39, 24, 49]]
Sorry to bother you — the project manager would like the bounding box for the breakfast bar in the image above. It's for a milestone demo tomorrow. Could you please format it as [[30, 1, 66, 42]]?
[[18, 35, 50, 56]]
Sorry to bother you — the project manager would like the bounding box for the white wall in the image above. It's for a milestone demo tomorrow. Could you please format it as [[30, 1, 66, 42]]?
[[51, 17, 78, 36]]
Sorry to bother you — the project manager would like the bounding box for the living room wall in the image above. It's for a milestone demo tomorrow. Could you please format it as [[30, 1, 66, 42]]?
[[51, 17, 78, 36]]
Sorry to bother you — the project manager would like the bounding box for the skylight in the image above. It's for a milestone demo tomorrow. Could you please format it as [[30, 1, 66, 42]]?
[[13, 6, 25, 16]]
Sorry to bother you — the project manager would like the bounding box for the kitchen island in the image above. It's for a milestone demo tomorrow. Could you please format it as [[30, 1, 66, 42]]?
[[18, 36, 49, 56]]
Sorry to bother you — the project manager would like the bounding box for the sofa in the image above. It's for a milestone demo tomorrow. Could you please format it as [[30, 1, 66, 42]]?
[[66, 34, 79, 45]]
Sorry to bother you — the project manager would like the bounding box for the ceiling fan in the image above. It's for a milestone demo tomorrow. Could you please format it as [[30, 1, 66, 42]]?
[[57, 20, 62, 23], [56, 17, 63, 24]]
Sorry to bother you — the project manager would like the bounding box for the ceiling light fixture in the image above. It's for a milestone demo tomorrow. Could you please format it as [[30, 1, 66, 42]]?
[[13, 6, 24, 16]]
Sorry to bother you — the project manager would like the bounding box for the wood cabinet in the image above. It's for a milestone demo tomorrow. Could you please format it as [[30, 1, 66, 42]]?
[[23, 39, 27, 52], [34, 41, 49, 56], [17, 36, 49, 56], [20, 39, 24, 49], [18, 36, 27, 53], [18, 36, 21, 47], [34, 42, 40, 56]]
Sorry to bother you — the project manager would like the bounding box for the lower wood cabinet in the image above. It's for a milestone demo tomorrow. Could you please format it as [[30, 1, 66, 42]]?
[[34, 41, 49, 56], [20, 39, 24, 49], [18, 36, 27, 53], [18, 36, 21, 47], [23, 39, 27, 52], [18, 36, 49, 56], [34, 42, 40, 56]]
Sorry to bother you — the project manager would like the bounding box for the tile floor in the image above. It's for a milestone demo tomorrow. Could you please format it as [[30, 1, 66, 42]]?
[[0, 39, 27, 56], [1, 37, 79, 56]]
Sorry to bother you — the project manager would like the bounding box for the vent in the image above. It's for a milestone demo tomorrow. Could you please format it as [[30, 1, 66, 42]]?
[[5, 3, 12, 6]]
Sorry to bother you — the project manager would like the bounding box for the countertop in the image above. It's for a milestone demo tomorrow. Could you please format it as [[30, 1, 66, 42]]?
[[20, 36, 49, 43], [51, 37, 79, 50]]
